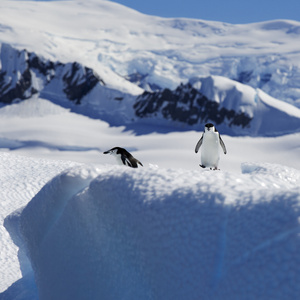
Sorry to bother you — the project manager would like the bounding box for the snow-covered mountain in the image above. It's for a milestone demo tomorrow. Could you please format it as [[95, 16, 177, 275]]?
[[1, 0, 300, 105], [0, 0, 300, 136], [0, 43, 136, 121], [1, 43, 300, 136], [135, 77, 300, 136], [0, 44, 105, 105]]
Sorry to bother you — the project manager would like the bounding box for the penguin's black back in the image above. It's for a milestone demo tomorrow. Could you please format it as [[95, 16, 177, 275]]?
[[113, 147, 143, 168]]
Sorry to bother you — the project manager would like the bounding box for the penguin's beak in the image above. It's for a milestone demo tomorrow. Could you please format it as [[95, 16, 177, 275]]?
[[103, 150, 110, 154]]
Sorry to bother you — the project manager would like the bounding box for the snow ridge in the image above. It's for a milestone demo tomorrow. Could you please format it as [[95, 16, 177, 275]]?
[[9, 163, 299, 299]]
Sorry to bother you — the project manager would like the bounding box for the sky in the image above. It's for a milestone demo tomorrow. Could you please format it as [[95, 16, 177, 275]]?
[[29, 0, 300, 24], [109, 0, 300, 24]]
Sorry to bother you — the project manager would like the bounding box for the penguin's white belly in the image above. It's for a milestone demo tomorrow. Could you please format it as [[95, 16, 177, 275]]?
[[115, 157, 124, 165], [111, 154, 124, 166], [201, 134, 220, 168]]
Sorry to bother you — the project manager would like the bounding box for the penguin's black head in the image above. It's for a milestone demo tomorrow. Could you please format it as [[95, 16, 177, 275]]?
[[205, 123, 215, 132], [103, 147, 124, 155]]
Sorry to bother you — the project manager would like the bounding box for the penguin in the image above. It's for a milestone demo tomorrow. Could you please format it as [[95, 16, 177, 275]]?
[[195, 123, 227, 170], [103, 147, 143, 168]]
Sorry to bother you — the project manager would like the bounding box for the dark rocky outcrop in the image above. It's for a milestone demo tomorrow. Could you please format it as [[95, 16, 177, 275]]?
[[0, 44, 105, 105], [62, 62, 104, 104], [134, 83, 252, 128]]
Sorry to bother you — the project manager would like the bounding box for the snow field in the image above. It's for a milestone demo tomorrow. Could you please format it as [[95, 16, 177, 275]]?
[[0, 98, 299, 173]]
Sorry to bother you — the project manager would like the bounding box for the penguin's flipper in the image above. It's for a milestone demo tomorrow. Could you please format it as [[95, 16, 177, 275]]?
[[121, 154, 133, 167], [123, 155, 143, 168], [219, 135, 227, 154], [195, 135, 203, 153]]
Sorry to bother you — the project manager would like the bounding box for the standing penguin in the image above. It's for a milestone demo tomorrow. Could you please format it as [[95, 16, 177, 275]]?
[[195, 123, 227, 170], [103, 147, 143, 168]]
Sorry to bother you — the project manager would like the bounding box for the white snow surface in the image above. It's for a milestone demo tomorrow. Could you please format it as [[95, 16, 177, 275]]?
[[2, 160, 300, 299], [0, 1, 300, 295], [0, 97, 300, 299]]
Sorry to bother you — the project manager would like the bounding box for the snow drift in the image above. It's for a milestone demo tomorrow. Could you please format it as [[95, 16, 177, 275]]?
[[17, 164, 300, 299]]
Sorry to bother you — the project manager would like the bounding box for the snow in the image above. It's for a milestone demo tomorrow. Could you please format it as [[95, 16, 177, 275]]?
[[2, 161, 300, 299], [191, 75, 257, 112], [0, 153, 80, 295], [0, 1, 300, 298], [1, 4, 300, 136], [0, 97, 300, 299], [189, 75, 300, 136], [0, 97, 299, 171]]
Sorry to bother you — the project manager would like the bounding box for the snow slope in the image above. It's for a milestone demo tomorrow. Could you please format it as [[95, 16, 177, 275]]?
[[0, 0, 300, 105], [2, 161, 300, 299], [0, 97, 299, 172], [134, 77, 300, 136], [190, 75, 300, 135]]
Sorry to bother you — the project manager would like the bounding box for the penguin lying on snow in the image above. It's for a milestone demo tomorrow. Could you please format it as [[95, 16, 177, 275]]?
[[195, 123, 227, 170], [103, 147, 143, 168]]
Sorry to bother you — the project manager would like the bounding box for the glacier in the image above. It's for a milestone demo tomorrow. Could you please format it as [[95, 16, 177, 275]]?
[[0, 0, 300, 106]]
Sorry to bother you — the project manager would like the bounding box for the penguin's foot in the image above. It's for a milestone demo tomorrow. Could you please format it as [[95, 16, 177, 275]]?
[[200, 165, 220, 170]]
